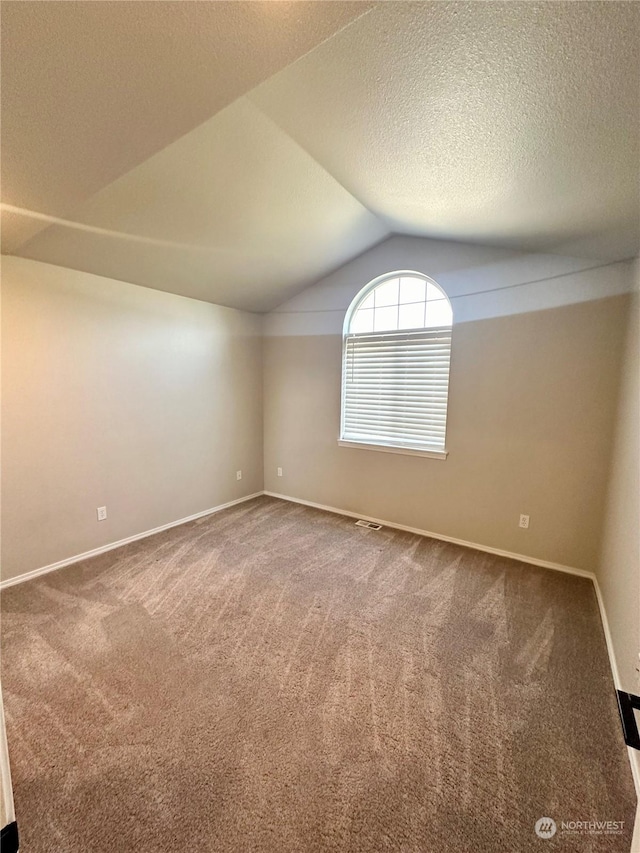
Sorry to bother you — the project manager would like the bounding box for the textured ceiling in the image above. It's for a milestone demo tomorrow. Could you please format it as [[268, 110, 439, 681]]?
[[251, 1, 640, 259], [0, 0, 371, 250], [2, 1, 639, 311]]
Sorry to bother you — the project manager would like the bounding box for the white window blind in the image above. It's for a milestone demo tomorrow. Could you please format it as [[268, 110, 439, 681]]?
[[342, 327, 451, 451]]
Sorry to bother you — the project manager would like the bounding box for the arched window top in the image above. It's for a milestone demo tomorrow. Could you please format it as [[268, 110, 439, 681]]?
[[345, 271, 452, 336]]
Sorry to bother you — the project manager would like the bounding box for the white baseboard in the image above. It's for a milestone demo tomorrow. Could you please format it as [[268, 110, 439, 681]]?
[[266, 490, 640, 801], [633, 804, 640, 853], [593, 577, 640, 800], [0, 492, 264, 590], [593, 579, 624, 698], [264, 490, 595, 579]]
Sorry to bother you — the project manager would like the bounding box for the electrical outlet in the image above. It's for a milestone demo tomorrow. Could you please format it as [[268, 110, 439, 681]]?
[[97, 506, 107, 521], [277, 467, 283, 477], [519, 514, 530, 529], [236, 470, 242, 481]]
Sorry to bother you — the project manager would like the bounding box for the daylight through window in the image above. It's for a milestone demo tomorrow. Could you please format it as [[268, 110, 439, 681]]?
[[340, 271, 453, 456]]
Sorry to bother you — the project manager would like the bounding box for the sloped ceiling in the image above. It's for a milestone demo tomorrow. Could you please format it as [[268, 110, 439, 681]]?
[[2, 1, 639, 311]]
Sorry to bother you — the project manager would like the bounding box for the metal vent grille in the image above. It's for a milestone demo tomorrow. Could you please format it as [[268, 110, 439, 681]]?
[[355, 519, 382, 530]]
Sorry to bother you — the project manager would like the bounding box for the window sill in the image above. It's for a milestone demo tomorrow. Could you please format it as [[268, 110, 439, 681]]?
[[338, 439, 448, 460]]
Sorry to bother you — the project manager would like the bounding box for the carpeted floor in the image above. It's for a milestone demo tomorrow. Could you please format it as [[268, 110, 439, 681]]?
[[1, 496, 635, 852]]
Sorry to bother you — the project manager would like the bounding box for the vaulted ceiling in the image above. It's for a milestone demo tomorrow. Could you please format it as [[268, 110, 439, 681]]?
[[2, 1, 639, 312]]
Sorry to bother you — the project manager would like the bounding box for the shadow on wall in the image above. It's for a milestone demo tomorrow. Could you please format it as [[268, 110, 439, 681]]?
[[265, 235, 635, 335]]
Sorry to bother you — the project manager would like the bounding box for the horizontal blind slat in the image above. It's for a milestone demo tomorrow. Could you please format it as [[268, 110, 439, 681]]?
[[345, 413, 447, 426], [344, 429, 447, 439], [345, 431, 446, 442], [344, 401, 448, 412], [345, 363, 450, 370], [345, 414, 447, 428], [343, 425, 446, 435]]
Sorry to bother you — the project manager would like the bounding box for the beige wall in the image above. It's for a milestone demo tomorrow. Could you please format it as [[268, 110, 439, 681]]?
[[1, 256, 263, 582], [264, 237, 633, 573], [2, 240, 635, 586], [597, 262, 640, 694]]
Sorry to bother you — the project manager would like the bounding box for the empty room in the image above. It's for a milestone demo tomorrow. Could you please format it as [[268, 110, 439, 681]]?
[[1, 2, 639, 851]]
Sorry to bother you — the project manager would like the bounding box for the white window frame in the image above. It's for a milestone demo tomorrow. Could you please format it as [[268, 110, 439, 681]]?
[[339, 270, 452, 460]]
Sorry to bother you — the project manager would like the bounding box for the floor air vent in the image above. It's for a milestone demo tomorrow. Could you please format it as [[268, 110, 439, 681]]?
[[355, 519, 382, 530]]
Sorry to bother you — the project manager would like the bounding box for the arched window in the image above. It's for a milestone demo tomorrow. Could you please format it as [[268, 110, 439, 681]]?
[[340, 271, 453, 457]]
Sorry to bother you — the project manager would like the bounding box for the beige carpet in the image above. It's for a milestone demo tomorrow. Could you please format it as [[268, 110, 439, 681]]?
[[1, 496, 635, 852]]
